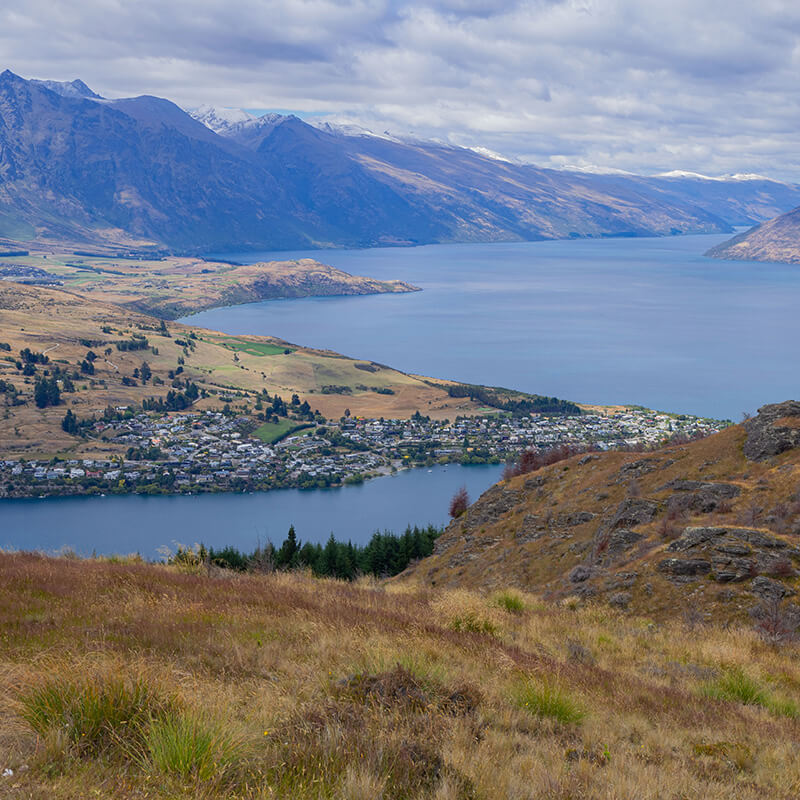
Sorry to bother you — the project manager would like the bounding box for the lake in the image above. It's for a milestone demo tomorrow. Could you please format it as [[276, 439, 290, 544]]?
[[192, 233, 800, 420], [0, 463, 503, 558]]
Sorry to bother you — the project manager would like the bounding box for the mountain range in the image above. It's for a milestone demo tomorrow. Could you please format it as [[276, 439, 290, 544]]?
[[3, 70, 800, 254]]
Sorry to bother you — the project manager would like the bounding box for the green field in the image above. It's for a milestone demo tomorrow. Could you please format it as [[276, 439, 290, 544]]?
[[214, 336, 291, 356], [253, 419, 312, 444]]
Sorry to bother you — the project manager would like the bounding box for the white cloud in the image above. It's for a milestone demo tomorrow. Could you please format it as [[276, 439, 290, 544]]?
[[2, 0, 800, 178]]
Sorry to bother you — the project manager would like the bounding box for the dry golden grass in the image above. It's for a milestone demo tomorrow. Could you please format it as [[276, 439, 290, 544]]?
[[0, 282, 485, 457], [2, 552, 800, 798], [405, 422, 800, 622]]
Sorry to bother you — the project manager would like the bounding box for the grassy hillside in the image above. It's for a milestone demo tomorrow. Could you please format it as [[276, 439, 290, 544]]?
[[0, 282, 483, 458], [0, 247, 418, 318], [2, 553, 800, 798], [705, 206, 800, 263], [403, 401, 800, 624]]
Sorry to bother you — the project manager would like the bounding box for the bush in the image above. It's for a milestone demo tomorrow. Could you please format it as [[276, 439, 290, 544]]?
[[511, 680, 585, 725], [449, 486, 469, 519]]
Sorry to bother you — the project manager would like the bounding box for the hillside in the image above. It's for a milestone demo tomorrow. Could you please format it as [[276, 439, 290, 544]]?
[[0, 247, 418, 319], [705, 207, 800, 263], [0, 282, 482, 459], [403, 401, 800, 624], [3, 552, 800, 799], [4, 72, 800, 253]]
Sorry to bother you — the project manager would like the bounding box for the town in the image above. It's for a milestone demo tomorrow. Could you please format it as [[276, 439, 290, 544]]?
[[0, 406, 726, 498]]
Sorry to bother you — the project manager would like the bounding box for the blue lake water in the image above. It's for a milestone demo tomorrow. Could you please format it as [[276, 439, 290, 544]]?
[[0, 463, 503, 558], [192, 234, 800, 420]]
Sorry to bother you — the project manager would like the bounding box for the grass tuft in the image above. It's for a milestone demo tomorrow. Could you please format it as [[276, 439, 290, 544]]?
[[702, 667, 768, 706], [511, 680, 585, 725], [702, 667, 799, 718], [137, 712, 243, 783], [19, 674, 170, 757], [494, 590, 526, 614], [450, 612, 498, 636]]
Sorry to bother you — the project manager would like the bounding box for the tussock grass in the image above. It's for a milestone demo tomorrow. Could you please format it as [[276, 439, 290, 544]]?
[[510, 680, 586, 725], [136, 712, 243, 784], [702, 667, 800, 718], [493, 590, 525, 614], [449, 612, 498, 636], [4, 552, 800, 798], [19, 674, 171, 757]]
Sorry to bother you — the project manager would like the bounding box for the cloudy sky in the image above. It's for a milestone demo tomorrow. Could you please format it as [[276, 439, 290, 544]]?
[[3, 0, 800, 179]]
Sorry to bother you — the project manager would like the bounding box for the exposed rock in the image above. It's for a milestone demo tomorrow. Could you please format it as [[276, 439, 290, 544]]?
[[606, 529, 643, 556], [743, 401, 800, 461], [664, 481, 741, 515], [711, 556, 755, 582], [608, 591, 632, 608], [657, 558, 712, 578], [562, 511, 596, 527], [751, 576, 795, 600], [616, 458, 661, 482], [609, 498, 658, 530], [605, 572, 638, 590], [569, 565, 592, 583]]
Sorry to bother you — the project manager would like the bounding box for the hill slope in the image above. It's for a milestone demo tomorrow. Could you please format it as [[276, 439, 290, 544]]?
[[706, 206, 800, 263], [3, 548, 800, 798], [403, 401, 800, 623], [0, 282, 482, 458], [5, 72, 800, 252]]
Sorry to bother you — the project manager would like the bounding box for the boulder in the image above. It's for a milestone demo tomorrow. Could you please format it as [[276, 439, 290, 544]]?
[[743, 400, 800, 461]]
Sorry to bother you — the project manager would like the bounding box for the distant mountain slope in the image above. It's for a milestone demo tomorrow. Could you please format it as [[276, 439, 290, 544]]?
[[401, 401, 800, 622], [3, 71, 800, 253], [705, 206, 800, 263]]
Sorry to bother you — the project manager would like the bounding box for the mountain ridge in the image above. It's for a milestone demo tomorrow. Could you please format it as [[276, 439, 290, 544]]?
[[3, 71, 800, 254], [705, 206, 800, 263]]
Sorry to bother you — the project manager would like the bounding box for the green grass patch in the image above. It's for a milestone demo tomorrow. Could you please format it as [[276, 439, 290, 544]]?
[[19, 674, 172, 756], [493, 590, 526, 614], [511, 681, 585, 725], [253, 420, 313, 444], [450, 612, 498, 636], [214, 336, 290, 356], [702, 667, 800, 717], [136, 712, 243, 783]]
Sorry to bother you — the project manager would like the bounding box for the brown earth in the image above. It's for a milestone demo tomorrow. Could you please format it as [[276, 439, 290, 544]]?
[[402, 401, 800, 624]]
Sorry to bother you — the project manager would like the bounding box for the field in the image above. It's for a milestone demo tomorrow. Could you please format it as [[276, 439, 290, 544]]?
[[214, 337, 292, 357], [2, 552, 800, 799], [0, 246, 418, 318], [0, 282, 491, 459], [252, 419, 312, 444]]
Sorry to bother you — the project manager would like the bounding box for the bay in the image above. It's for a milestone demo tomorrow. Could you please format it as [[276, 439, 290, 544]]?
[[191, 233, 800, 420], [0, 463, 502, 559]]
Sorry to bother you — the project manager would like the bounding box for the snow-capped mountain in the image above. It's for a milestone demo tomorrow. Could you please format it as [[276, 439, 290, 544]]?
[[30, 78, 103, 100], [188, 104, 256, 135]]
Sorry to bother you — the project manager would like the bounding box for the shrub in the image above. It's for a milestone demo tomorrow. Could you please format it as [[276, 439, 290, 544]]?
[[449, 486, 469, 519], [511, 681, 585, 725], [19, 675, 170, 757], [494, 590, 525, 614]]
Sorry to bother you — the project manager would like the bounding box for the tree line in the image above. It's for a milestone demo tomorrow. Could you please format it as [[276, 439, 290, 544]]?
[[178, 524, 442, 580]]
